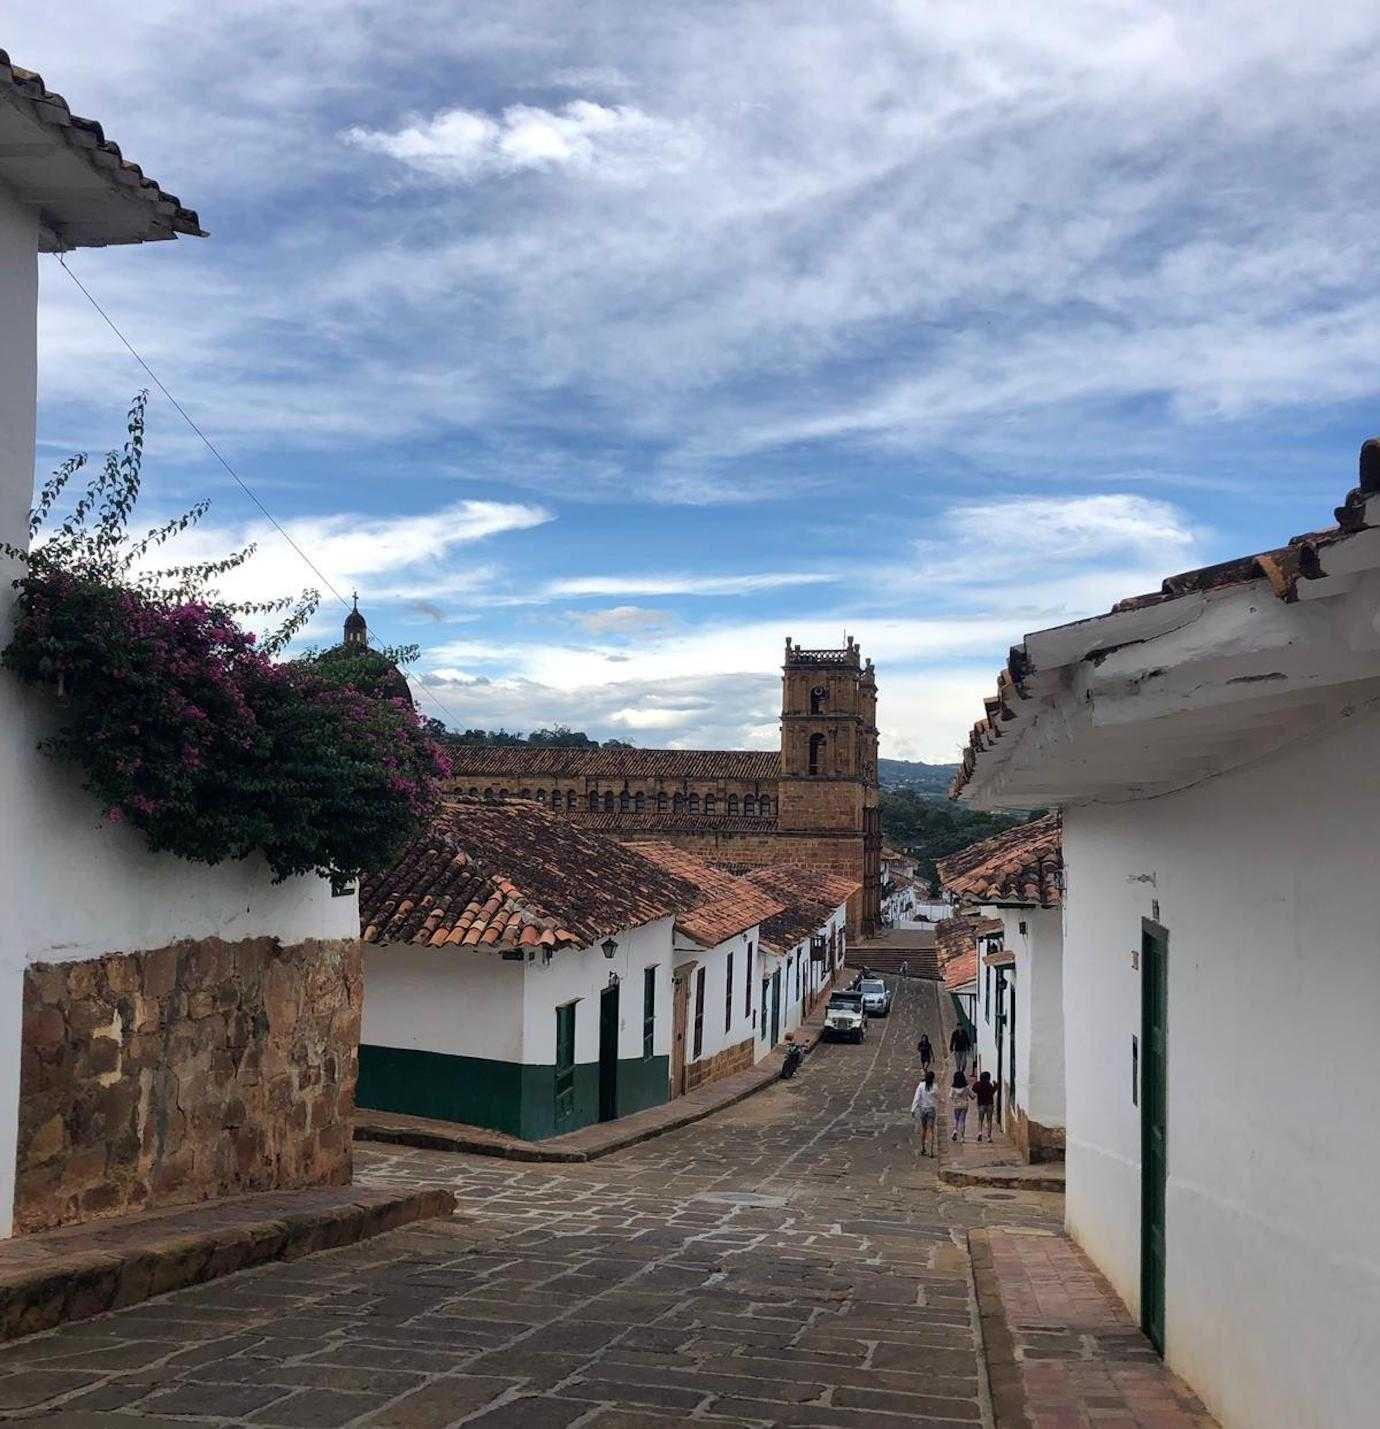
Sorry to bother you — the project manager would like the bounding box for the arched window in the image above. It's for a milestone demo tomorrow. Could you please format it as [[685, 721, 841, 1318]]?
[[808, 733, 827, 775], [619, 790, 630, 812], [704, 794, 716, 815], [603, 790, 614, 812], [499, 787, 509, 799], [810, 684, 827, 714], [743, 795, 756, 816], [550, 789, 562, 810], [759, 795, 772, 817], [728, 794, 739, 815], [673, 793, 685, 813], [656, 791, 667, 813], [520, 787, 531, 799], [536, 789, 546, 804], [634, 792, 646, 813], [484, 787, 494, 800], [688, 793, 700, 814], [469, 786, 478, 797]]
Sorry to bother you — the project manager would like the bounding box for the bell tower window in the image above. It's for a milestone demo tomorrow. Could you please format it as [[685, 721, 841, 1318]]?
[[810, 684, 827, 714], [808, 732, 827, 775]]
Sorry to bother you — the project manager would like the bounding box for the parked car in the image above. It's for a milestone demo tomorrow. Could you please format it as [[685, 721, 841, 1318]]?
[[858, 977, 892, 1017], [824, 990, 867, 1043]]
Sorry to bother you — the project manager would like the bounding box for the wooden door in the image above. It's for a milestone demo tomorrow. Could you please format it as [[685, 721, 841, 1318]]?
[[554, 1003, 576, 1129], [770, 969, 781, 1046], [598, 983, 620, 1123], [1141, 920, 1169, 1355], [670, 974, 690, 1098]]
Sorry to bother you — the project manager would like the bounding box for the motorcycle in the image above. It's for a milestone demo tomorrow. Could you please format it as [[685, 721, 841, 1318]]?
[[780, 1042, 804, 1079]]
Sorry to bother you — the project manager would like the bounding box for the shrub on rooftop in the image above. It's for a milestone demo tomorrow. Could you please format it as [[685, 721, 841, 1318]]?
[[1, 393, 449, 883]]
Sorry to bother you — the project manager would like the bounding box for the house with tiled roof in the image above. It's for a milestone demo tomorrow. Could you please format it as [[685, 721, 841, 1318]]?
[[951, 443, 1380, 1428], [0, 56, 364, 1239], [445, 637, 884, 934], [937, 816, 1064, 1163], [358, 800, 711, 1139], [620, 842, 789, 1090]]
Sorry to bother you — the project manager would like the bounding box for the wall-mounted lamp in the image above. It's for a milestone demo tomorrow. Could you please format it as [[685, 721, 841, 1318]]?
[[601, 937, 619, 960]]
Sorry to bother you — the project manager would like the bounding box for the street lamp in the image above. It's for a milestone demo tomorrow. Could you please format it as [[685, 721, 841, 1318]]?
[[601, 936, 618, 960]]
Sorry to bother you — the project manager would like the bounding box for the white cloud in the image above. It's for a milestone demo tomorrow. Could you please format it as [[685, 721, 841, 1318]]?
[[573, 605, 674, 636], [549, 572, 836, 598], [343, 100, 697, 184]]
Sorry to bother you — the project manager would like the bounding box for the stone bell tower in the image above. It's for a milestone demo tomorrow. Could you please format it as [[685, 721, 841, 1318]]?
[[778, 637, 881, 933]]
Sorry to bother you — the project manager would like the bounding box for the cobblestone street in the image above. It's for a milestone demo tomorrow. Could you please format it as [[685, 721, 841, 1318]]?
[[0, 979, 1061, 1427]]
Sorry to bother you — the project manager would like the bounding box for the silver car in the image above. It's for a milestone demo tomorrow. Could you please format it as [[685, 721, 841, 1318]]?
[[859, 977, 892, 1017]]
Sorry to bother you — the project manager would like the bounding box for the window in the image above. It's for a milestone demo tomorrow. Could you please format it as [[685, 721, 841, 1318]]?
[[693, 968, 706, 1058], [744, 942, 753, 1016], [536, 789, 546, 804], [643, 967, 656, 1058], [550, 789, 562, 811], [634, 792, 645, 813], [985, 963, 992, 1022], [808, 733, 827, 775], [725, 951, 734, 1033], [499, 787, 509, 799], [728, 794, 739, 814], [619, 790, 630, 812], [484, 787, 493, 799], [743, 795, 756, 815], [603, 790, 614, 812], [555, 1004, 577, 1125], [759, 795, 772, 817], [520, 787, 531, 798], [688, 793, 700, 814], [468, 786, 478, 797], [656, 792, 668, 813], [810, 684, 827, 714], [704, 794, 716, 815], [673, 792, 685, 813]]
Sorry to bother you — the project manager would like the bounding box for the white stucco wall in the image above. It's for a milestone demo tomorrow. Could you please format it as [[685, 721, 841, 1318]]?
[[0, 186, 356, 1238], [361, 945, 525, 1063], [681, 928, 759, 1069], [988, 905, 1064, 1133], [522, 917, 674, 1067], [1063, 704, 1380, 1429]]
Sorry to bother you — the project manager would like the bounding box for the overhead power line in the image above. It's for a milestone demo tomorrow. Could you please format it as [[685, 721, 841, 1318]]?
[[55, 254, 465, 730]]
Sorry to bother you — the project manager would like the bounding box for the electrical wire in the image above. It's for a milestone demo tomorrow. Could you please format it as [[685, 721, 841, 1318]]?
[[55, 254, 465, 730]]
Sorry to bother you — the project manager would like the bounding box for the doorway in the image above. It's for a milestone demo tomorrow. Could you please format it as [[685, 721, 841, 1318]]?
[[598, 982, 620, 1123], [670, 970, 690, 1097], [770, 969, 782, 1046], [1140, 920, 1168, 1355]]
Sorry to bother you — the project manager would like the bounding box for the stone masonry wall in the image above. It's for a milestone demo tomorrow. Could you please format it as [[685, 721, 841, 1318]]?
[[685, 1035, 755, 1092], [16, 936, 362, 1235]]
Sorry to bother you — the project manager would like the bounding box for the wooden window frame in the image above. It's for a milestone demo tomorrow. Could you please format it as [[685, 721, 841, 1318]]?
[[642, 966, 656, 1059]]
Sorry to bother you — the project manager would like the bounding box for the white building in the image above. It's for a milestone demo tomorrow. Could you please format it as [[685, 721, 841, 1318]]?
[[937, 815, 1065, 1162], [0, 54, 359, 1238], [953, 445, 1380, 1427]]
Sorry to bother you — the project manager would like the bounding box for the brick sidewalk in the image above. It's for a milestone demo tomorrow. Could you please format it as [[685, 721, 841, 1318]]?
[[971, 1226, 1216, 1427], [356, 999, 832, 1164]]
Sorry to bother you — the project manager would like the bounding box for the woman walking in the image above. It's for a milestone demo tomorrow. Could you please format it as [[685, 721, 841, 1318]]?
[[950, 1069, 972, 1143], [917, 1033, 933, 1071], [910, 1070, 938, 1157]]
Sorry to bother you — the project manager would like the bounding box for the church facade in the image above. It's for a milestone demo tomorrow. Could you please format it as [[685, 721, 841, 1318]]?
[[445, 638, 883, 933]]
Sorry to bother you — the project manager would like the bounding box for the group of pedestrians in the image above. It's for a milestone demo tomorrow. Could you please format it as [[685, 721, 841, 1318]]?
[[910, 1023, 996, 1157]]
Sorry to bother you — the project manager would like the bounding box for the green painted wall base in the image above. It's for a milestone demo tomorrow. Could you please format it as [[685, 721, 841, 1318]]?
[[357, 1044, 669, 1141]]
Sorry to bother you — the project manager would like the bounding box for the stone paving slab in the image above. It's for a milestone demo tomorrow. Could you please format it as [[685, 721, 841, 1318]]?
[[355, 1000, 833, 1164], [0, 1183, 455, 1345], [970, 1226, 1217, 1428]]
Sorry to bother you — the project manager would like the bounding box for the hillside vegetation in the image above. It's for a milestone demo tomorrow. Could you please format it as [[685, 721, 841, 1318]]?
[[880, 787, 1032, 888]]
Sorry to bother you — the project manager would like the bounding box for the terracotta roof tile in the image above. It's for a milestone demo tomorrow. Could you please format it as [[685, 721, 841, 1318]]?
[[572, 812, 776, 833], [621, 842, 786, 946], [736, 865, 860, 954], [361, 799, 703, 953], [445, 746, 780, 781], [935, 913, 991, 991], [936, 814, 1062, 908], [952, 443, 1380, 799], [0, 50, 204, 248]]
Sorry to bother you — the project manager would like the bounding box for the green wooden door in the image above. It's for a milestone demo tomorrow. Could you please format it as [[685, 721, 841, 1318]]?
[[555, 1002, 577, 1128], [1140, 920, 1168, 1355]]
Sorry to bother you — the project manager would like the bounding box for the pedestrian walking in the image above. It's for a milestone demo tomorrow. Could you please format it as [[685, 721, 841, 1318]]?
[[974, 1070, 996, 1140], [917, 1033, 933, 1070], [900, 959, 910, 977], [950, 1069, 971, 1142], [949, 1023, 970, 1075], [910, 1070, 938, 1157]]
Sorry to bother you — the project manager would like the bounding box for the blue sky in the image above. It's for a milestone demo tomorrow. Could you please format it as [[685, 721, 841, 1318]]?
[[13, 2, 1380, 759]]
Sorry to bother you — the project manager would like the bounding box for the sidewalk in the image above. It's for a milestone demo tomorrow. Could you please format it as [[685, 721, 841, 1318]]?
[[971, 1226, 1216, 1427], [0, 1181, 454, 1343], [355, 999, 832, 1164]]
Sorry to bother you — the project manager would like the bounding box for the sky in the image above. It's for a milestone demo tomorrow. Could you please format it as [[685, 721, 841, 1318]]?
[[11, 1, 1380, 761]]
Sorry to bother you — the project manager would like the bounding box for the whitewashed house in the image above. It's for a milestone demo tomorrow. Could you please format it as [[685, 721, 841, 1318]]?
[[953, 445, 1380, 1427], [937, 815, 1064, 1162], [0, 54, 360, 1238], [739, 865, 856, 1051], [620, 842, 785, 1093]]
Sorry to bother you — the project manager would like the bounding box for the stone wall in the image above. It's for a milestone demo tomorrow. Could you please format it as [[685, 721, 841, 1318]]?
[[16, 936, 361, 1235], [1009, 1105, 1066, 1166], [685, 1035, 755, 1091]]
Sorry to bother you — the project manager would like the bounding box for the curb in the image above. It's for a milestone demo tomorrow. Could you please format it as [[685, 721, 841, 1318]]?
[[940, 1165, 1065, 1193], [357, 1014, 831, 1165], [967, 1229, 1032, 1429], [0, 1185, 455, 1344]]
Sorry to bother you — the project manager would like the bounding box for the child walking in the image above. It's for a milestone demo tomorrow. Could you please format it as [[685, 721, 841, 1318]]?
[[917, 1033, 933, 1070], [974, 1070, 996, 1141], [950, 1069, 971, 1142], [910, 1070, 938, 1156]]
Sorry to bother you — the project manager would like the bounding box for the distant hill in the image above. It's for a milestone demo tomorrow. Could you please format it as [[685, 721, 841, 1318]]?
[[878, 757, 960, 794]]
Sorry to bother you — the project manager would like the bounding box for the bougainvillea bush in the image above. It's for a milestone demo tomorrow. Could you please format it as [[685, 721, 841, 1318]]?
[[1, 394, 449, 883]]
